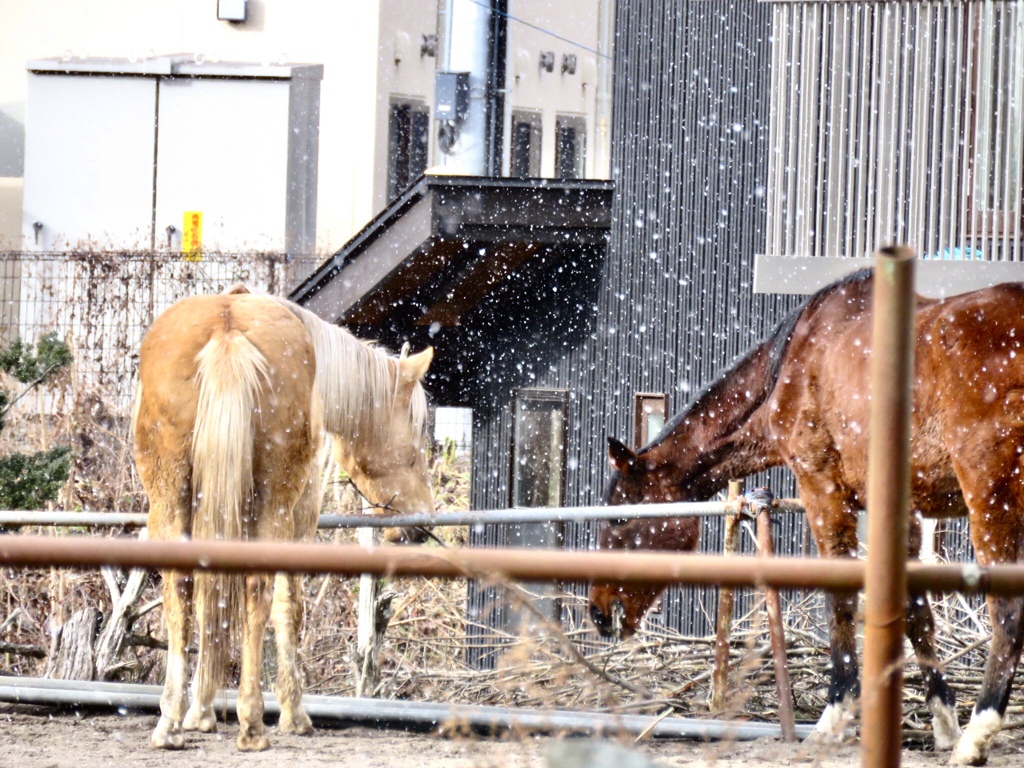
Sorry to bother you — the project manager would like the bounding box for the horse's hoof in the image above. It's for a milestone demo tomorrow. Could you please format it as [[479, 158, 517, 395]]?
[[929, 698, 963, 752], [237, 729, 271, 752], [805, 701, 854, 745], [150, 718, 185, 750], [278, 709, 314, 735], [804, 728, 847, 747], [237, 729, 272, 753], [951, 709, 1001, 766], [183, 705, 217, 733], [949, 743, 988, 766]]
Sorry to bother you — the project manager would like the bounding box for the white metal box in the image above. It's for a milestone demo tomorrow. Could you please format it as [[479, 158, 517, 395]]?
[[22, 56, 322, 256]]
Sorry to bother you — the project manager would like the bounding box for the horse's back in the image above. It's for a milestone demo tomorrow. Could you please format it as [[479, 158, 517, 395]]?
[[139, 293, 315, 404], [767, 275, 1024, 501]]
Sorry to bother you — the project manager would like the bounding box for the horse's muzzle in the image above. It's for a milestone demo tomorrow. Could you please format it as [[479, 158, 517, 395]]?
[[383, 525, 430, 545], [590, 600, 628, 640]]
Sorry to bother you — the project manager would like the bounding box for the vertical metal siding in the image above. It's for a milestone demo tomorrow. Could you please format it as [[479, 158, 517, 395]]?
[[464, 0, 806, 665], [767, 0, 1023, 263]]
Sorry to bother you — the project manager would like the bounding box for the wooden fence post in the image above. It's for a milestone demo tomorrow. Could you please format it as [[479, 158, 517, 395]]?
[[711, 479, 744, 712], [752, 490, 796, 742], [354, 523, 391, 698]]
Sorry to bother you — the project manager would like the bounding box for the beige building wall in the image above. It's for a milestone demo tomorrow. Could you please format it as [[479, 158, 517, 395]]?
[[373, 0, 440, 213], [505, 0, 606, 179], [371, 0, 612, 209], [0, 0, 381, 255], [0, 1, 613, 252]]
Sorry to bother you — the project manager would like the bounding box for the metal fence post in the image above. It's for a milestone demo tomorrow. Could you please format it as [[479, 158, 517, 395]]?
[[861, 246, 916, 768]]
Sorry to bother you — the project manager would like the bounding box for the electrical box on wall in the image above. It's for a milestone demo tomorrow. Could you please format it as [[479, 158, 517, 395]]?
[[217, 0, 247, 22], [434, 71, 469, 122], [22, 56, 323, 256]]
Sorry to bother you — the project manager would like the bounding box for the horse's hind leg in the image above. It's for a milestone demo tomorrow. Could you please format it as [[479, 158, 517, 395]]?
[[904, 514, 960, 750], [950, 457, 1024, 766], [151, 567, 193, 749], [271, 467, 319, 735], [271, 572, 313, 735], [236, 572, 274, 751], [952, 593, 1024, 765]]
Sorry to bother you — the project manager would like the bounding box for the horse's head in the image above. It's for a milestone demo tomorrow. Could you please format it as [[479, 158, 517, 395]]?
[[334, 347, 436, 544], [588, 436, 700, 640]]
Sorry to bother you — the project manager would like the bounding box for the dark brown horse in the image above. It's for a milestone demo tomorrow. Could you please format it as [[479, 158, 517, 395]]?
[[590, 268, 1024, 766]]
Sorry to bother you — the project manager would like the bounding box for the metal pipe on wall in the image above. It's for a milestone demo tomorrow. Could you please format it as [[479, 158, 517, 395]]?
[[436, 0, 491, 175], [861, 246, 916, 768]]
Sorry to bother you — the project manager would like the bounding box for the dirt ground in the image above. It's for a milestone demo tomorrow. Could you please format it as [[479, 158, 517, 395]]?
[[3, 704, 1024, 768]]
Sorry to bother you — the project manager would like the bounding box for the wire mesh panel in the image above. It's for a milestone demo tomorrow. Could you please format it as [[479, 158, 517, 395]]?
[[0, 251, 313, 408]]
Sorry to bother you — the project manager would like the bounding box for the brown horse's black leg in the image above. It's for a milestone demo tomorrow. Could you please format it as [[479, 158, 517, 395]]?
[[952, 594, 1024, 765], [905, 591, 960, 749], [903, 514, 960, 750], [949, 455, 1024, 765], [825, 589, 860, 707], [800, 485, 860, 744]]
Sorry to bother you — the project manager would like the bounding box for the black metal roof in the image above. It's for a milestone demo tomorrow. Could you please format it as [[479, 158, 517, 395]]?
[[289, 175, 613, 331]]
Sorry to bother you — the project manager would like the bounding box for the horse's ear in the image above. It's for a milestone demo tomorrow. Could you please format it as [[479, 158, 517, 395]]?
[[607, 436, 640, 475], [399, 347, 433, 383]]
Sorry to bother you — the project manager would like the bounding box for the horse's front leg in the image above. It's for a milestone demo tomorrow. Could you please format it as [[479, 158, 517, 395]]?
[[801, 485, 860, 745], [236, 573, 274, 751], [904, 513, 960, 750], [151, 568, 192, 749]]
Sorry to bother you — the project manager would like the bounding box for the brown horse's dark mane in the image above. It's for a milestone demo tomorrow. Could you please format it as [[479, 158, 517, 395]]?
[[600, 268, 878, 503], [643, 267, 874, 455]]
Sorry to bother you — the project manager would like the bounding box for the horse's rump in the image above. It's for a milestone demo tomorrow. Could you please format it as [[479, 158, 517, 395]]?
[[135, 293, 320, 685]]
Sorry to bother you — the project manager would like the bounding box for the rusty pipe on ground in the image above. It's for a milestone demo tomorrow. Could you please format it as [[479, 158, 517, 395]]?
[[862, 246, 916, 768]]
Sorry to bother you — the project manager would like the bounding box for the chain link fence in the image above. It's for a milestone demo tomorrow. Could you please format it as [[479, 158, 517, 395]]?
[[0, 250, 318, 510]]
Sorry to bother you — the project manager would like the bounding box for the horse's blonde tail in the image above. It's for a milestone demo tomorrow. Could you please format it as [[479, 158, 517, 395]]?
[[191, 330, 268, 688]]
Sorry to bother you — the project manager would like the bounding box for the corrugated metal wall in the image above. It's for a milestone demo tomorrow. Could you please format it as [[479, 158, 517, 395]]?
[[467, 0, 808, 666]]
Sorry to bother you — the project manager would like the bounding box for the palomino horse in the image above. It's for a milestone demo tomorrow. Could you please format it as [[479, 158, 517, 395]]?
[[590, 268, 1024, 766], [133, 287, 433, 751]]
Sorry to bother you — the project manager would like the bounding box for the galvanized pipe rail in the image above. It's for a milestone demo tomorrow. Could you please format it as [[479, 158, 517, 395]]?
[[0, 675, 813, 742], [0, 499, 806, 530]]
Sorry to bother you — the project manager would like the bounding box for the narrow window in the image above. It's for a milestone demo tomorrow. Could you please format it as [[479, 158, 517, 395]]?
[[510, 389, 567, 509], [555, 115, 586, 179], [510, 111, 542, 178], [387, 100, 429, 200], [634, 392, 668, 449], [509, 388, 568, 622], [433, 405, 473, 456]]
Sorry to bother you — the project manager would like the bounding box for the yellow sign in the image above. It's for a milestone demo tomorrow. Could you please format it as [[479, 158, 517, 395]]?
[[182, 211, 203, 261]]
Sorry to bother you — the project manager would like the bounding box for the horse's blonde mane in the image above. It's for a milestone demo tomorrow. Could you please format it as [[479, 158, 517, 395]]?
[[270, 297, 429, 448]]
